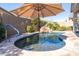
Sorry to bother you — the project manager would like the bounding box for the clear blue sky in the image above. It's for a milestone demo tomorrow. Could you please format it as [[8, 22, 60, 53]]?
[[0, 3, 71, 22]]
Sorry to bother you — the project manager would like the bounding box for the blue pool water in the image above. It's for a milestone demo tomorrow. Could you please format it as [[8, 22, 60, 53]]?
[[14, 32, 65, 51]]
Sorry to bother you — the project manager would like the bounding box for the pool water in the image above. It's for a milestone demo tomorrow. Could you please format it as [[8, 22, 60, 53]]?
[[14, 32, 65, 51]]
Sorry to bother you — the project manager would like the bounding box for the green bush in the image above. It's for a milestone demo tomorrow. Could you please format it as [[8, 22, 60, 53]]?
[[59, 26, 66, 31], [47, 22, 60, 31], [27, 26, 34, 33], [46, 22, 73, 31], [66, 26, 73, 30], [25, 19, 73, 32], [59, 26, 73, 31], [0, 22, 6, 42]]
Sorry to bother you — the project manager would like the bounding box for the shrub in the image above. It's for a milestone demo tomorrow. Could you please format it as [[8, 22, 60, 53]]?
[[27, 26, 34, 33], [0, 22, 6, 42], [59, 26, 66, 31], [66, 26, 73, 30], [47, 22, 60, 31]]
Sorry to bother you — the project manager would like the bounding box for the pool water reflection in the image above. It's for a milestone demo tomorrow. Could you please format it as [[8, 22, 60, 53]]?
[[14, 32, 65, 51]]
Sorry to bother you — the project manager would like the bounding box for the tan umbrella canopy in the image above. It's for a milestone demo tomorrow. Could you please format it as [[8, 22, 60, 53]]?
[[12, 3, 64, 19], [12, 3, 64, 31]]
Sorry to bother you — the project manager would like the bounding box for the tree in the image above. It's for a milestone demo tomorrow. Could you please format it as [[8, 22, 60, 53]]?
[[59, 26, 66, 31], [31, 18, 48, 31], [46, 22, 60, 31], [52, 22, 60, 30]]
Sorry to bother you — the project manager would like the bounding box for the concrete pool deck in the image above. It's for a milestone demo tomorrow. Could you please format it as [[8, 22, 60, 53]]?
[[0, 31, 79, 56]]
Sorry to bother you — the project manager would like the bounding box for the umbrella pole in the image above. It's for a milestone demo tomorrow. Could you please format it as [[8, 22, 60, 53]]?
[[37, 17, 40, 32], [38, 4, 40, 32]]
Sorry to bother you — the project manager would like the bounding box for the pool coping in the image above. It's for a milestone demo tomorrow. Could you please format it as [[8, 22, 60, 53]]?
[[1, 31, 79, 56]]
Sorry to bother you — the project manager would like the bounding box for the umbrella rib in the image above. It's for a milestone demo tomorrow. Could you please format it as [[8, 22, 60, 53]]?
[[30, 10, 35, 18], [40, 10, 44, 17], [44, 6, 56, 15], [45, 4, 64, 11], [18, 6, 33, 16]]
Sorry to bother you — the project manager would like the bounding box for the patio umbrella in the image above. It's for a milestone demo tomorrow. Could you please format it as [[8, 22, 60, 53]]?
[[12, 3, 64, 31]]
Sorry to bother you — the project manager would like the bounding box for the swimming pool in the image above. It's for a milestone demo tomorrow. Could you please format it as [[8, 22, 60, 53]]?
[[14, 32, 65, 51]]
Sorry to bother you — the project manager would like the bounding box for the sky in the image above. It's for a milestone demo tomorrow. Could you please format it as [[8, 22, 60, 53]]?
[[0, 3, 71, 22]]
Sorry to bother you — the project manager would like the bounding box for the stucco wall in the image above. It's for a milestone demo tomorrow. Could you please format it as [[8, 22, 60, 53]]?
[[1, 13, 30, 35]]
